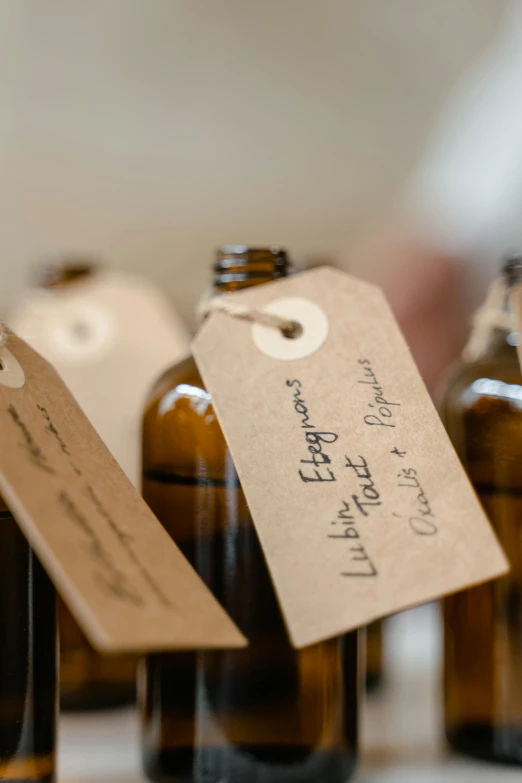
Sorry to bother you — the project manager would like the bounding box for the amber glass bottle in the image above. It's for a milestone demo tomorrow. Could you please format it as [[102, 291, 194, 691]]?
[[0, 495, 56, 781], [443, 256, 522, 764], [140, 246, 359, 783], [29, 258, 138, 710], [365, 621, 383, 692], [59, 602, 136, 710]]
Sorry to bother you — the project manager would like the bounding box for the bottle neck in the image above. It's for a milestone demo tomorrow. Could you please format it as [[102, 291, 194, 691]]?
[[501, 255, 522, 353], [490, 326, 519, 354], [212, 246, 289, 294], [488, 290, 519, 356]]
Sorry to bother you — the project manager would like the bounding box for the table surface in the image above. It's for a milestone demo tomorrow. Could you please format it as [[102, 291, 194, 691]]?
[[58, 605, 521, 783]]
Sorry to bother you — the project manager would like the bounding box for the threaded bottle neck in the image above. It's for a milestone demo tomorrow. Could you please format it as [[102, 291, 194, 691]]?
[[212, 245, 289, 293]]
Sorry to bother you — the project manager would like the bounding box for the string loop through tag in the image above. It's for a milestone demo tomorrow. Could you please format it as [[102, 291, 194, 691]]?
[[198, 296, 302, 339]]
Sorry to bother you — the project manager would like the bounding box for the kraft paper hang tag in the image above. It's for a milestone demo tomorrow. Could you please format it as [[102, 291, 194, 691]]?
[[0, 329, 245, 653], [8, 269, 190, 486], [192, 266, 508, 648]]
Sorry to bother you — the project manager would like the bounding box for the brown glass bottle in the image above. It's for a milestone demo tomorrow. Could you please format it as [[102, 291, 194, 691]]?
[[0, 494, 57, 781], [140, 246, 359, 783], [28, 258, 138, 711], [365, 621, 383, 692], [442, 256, 522, 764]]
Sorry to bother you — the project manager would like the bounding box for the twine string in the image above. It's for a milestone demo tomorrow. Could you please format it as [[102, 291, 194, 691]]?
[[197, 295, 301, 337], [462, 276, 515, 362]]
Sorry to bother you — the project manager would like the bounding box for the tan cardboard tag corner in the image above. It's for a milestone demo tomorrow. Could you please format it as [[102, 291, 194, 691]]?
[[193, 266, 509, 649], [0, 330, 245, 653]]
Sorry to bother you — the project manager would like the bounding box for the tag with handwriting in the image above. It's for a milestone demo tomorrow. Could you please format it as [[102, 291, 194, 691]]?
[[0, 330, 245, 652], [193, 267, 508, 648]]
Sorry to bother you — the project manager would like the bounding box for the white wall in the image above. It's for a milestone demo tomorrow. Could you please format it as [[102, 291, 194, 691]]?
[[0, 0, 507, 324]]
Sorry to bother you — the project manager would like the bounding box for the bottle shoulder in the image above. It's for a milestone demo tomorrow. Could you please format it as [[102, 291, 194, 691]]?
[[442, 349, 522, 490], [142, 355, 228, 473], [146, 356, 204, 403], [443, 351, 522, 412]]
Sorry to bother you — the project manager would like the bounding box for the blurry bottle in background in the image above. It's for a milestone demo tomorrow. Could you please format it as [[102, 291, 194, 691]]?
[[8, 257, 190, 711], [140, 246, 359, 783], [0, 494, 57, 780], [58, 600, 137, 711], [442, 255, 522, 764], [365, 621, 384, 692]]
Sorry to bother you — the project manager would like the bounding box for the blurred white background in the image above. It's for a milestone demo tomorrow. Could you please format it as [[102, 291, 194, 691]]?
[[0, 0, 508, 323]]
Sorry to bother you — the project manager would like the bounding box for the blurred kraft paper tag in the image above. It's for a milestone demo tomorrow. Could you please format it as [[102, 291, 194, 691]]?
[[8, 269, 191, 487], [192, 266, 509, 649], [0, 330, 245, 653]]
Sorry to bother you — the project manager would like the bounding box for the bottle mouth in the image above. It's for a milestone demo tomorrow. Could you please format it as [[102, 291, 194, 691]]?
[[34, 258, 100, 290]]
